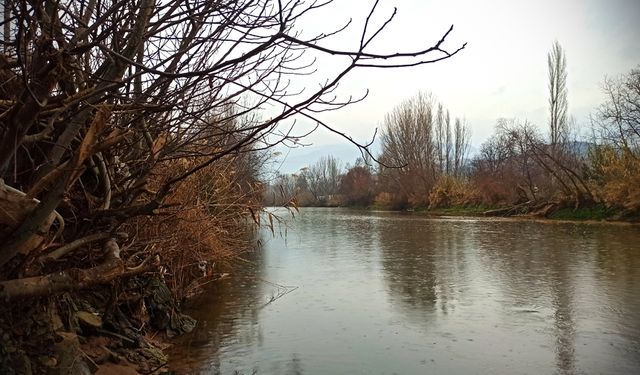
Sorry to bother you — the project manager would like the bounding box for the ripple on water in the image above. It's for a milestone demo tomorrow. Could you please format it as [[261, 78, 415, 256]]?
[[171, 208, 640, 375]]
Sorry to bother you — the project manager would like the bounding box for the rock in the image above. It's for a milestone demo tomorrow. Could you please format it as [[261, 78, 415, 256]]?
[[123, 344, 168, 374], [144, 276, 196, 337], [38, 355, 57, 368], [77, 311, 103, 330], [169, 311, 196, 337]]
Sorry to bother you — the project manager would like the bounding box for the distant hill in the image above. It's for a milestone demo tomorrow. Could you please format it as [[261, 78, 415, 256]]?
[[267, 141, 485, 175]]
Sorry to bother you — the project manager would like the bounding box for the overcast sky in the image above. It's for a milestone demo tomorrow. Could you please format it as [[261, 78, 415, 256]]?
[[270, 0, 640, 173]]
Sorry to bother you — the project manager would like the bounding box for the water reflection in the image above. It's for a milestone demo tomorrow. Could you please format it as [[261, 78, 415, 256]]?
[[472, 219, 640, 374], [377, 217, 447, 318], [171, 209, 640, 374], [168, 248, 265, 373]]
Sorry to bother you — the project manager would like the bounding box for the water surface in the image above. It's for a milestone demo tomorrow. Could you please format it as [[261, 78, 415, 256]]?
[[170, 208, 640, 374]]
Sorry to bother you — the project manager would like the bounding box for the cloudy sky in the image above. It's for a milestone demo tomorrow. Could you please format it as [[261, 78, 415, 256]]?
[[269, 0, 640, 173]]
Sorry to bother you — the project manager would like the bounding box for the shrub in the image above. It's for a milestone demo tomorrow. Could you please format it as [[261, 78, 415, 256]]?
[[588, 145, 640, 211], [428, 175, 481, 209], [374, 191, 410, 210], [128, 155, 262, 300]]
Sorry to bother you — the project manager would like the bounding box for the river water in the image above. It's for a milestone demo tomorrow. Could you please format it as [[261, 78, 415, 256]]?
[[170, 208, 640, 374]]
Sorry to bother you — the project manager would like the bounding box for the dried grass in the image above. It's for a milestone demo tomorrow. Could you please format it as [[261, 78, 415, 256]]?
[[589, 147, 640, 211], [428, 175, 481, 209], [124, 155, 263, 299]]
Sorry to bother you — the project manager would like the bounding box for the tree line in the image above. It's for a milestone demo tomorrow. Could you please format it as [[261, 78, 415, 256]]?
[[267, 42, 640, 219]]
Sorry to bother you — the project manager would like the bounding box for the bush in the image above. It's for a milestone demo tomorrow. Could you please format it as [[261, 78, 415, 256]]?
[[428, 175, 481, 209], [129, 155, 262, 300], [588, 145, 640, 212], [374, 191, 410, 210]]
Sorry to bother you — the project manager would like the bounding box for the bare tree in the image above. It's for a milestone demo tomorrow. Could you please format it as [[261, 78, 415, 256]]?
[[544, 41, 591, 207], [378, 92, 472, 206], [0, 0, 465, 297], [497, 119, 543, 202], [379, 92, 437, 205], [475, 118, 594, 211], [453, 117, 471, 176], [588, 65, 640, 211], [435, 103, 445, 172], [302, 155, 343, 203], [548, 40, 569, 150], [596, 65, 640, 155], [433, 106, 468, 177], [444, 109, 452, 174]]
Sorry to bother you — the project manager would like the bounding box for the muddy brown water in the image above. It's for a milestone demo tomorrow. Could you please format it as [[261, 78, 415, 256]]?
[[170, 208, 640, 374]]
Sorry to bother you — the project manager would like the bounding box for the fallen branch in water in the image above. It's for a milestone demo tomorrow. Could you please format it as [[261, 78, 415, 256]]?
[[258, 278, 298, 310]]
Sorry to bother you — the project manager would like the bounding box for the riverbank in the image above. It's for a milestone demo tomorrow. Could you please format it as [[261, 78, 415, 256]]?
[[0, 275, 200, 375], [342, 203, 640, 223]]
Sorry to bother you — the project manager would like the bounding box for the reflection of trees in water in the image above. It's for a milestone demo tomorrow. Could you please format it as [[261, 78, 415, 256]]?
[[376, 217, 471, 322], [295, 208, 379, 258], [592, 225, 640, 298], [475, 221, 640, 374], [591, 225, 640, 361], [551, 275, 576, 375], [170, 218, 315, 374], [543, 229, 577, 375], [169, 234, 265, 373], [474, 221, 579, 374], [284, 353, 304, 375]]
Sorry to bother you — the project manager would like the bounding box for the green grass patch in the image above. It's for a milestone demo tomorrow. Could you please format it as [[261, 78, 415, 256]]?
[[360, 204, 495, 216], [549, 204, 617, 221]]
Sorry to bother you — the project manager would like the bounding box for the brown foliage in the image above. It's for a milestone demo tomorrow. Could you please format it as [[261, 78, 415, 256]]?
[[127, 155, 262, 299], [372, 191, 408, 210], [428, 175, 480, 209], [588, 146, 640, 211], [587, 66, 640, 212], [470, 169, 518, 206], [340, 166, 374, 206]]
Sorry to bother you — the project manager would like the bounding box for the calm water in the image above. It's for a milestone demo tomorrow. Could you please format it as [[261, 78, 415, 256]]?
[[170, 208, 640, 374]]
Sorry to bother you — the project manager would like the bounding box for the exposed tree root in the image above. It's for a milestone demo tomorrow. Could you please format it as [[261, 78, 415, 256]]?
[[0, 239, 156, 300]]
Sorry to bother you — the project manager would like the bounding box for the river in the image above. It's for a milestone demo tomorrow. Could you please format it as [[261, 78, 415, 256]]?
[[170, 208, 640, 374]]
